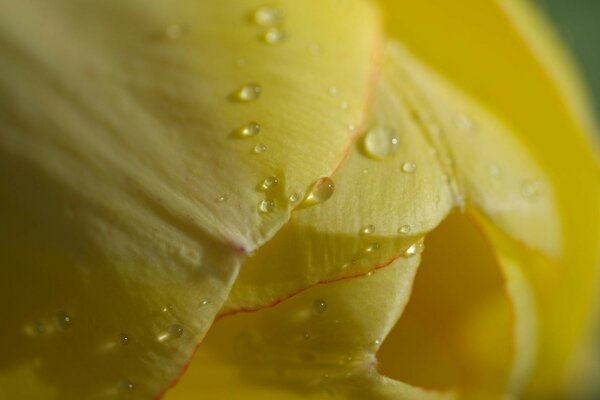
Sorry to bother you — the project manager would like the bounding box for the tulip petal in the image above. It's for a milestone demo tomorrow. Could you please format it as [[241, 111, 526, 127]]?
[[0, 0, 380, 398], [165, 257, 453, 400], [379, 0, 600, 396]]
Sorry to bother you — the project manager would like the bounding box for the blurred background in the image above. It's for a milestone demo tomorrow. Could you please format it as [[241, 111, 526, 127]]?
[[537, 0, 600, 123]]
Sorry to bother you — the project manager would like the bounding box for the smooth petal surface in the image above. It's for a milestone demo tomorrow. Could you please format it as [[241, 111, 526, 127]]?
[[0, 0, 380, 398], [166, 257, 452, 400], [379, 0, 600, 396]]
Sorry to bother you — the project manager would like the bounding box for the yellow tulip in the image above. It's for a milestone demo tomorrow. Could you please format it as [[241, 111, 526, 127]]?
[[0, 1, 598, 400]]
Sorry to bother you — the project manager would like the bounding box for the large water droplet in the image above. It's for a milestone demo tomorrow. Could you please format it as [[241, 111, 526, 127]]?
[[261, 27, 287, 44], [231, 83, 262, 102], [300, 177, 334, 208], [363, 126, 400, 160], [253, 6, 284, 26], [235, 122, 261, 138], [260, 176, 279, 191], [258, 199, 275, 213], [157, 324, 184, 342]]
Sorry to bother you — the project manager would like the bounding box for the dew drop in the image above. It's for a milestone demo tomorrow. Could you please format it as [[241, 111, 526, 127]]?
[[119, 333, 130, 345], [253, 6, 284, 26], [361, 168, 369, 175], [314, 299, 327, 314], [398, 225, 411, 235], [373, 338, 382, 346], [340, 101, 349, 110], [261, 27, 287, 44], [521, 180, 541, 200], [347, 122, 357, 132], [120, 379, 135, 391], [258, 199, 275, 214], [403, 239, 425, 258], [288, 192, 302, 204], [260, 176, 279, 191], [55, 312, 72, 330], [158, 324, 184, 342], [364, 243, 380, 254], [162, 304, 173, 313], [201, 299, 210, 306], [235, 121, 261, 138], [402, 161, 417, 174], [328, 86, 339, 97], [455, 114, 475, 131], [363, 126, 400, 160], [360, 224, 375, 235], [231, 83, 262, 102], [215, 195, 228, 203], [300, 177, 334, 208], [302, 331, 311, 340], [253, 143, 267, 154]]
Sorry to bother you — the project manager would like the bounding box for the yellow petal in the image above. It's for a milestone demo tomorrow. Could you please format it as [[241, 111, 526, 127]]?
[[166, 256, 452, 400], [0, 0, 380, 398], [379, 0, 600, 396]]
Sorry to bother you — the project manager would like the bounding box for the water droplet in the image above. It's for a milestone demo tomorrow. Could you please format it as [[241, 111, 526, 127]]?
[[253, 143, 267, 154], [402, 161, 417, 174], [321, 373, 330, 382], [300, 177, 334, 208], [340, 101, 349, 110], [119, 333, 130, 345], [302, 331, 311, 340], [231, 83, 262, 102], [521, 180, 541, 200], [164, 24, 185, 40], [258, 199, 275, 213], [235, 121, 261, 138], [253, 6, 284, 26], [488, 164, 501, 178], [347, 122, 356, 132], [314, 299, 327, 314], [201, 299, 210, 306], [260, 176, 279, 191], [157, 324, 184, 342], [120, 379, 135, 391], [455, 114, 475, 131], [288, 192, 302, 204], [363, 126, 400, 160], [162, 304, 173, 313], [56, 312, 72, 330], [215, 195, 228, 203], [261, 27, 286, 44], [360, 225, 375, 235], [364, 243, 380, 254], [398, 225, 411, 234], [403, 239, 425, 258], [373, 338, 382, 346], [328, 86, 339, 97], [361, 168, 369, 175], [24, 321, 46, 336]]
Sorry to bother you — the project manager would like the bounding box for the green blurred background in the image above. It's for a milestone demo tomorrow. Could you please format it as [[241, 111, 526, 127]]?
[[537, 0, 600, 122]]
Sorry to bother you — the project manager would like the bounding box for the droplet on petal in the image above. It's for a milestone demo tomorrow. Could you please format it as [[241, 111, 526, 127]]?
[[401, 161, 417, 174], [253, 143, 267, 154], [300, 177, 334, 208], [360, 224, 375, 235], [260, 176, 279, 191], [403, 239, 425, 258], [398, 225, 411, 234], [258, 199, 275, 214], [55, 312, 72, 330], [363, 126, 400, 160], [231, 83, 262, 102], [261, 27, 287, 44], [235, 122, 261, 138], [157, 324, 184, 342], [253, 6, 284, 26], [314, 299, 327, 314]]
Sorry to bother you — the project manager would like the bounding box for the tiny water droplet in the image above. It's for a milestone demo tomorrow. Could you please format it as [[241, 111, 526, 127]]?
[[321, 373, 330, 382], [373, 338, 382, 346], [119, 333, 130, 345], [521, 180, 541, 200], [300, 177, 334, 208], [364, 243, 380, 254], [363, 126, 400, 160], [340, 101, 349, 110], [158, 324, 184, 342], [253, 143, 267, 154], [258, 199, 275, 213], [402, 161, 417, 174], [455, 114, 475, 131], [361, 168, 369, 175], [162, 304, 173, 313], [235, 121, 261, 138], [261, 27, 286, 44], [347, 122, 357, 132], [360, 225, 375, 235], [398, 225, 411, 234], [288, 192, 302, 204], [231, 83, 262, 102], [120, 379, 135, 391], [201, 299, 210, 306], [253, 6, 284, 26], [328, 86, 339, 97], [215, 195, 228, 203], [403, 239, 425, 258], [261, 176, 279, 191], [56, 312, 72, 330], [302, 331, 311, 340], [314, 299, 327, 314]]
